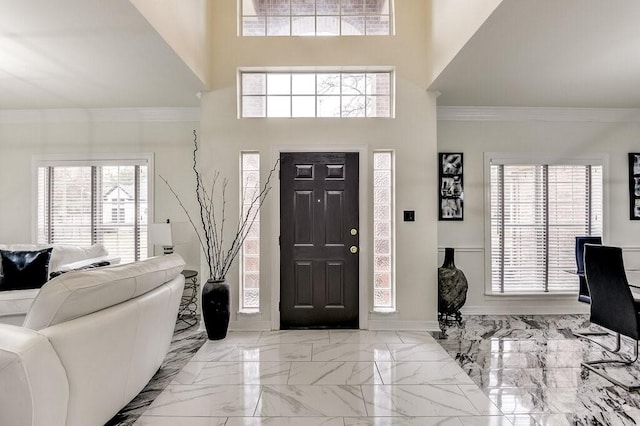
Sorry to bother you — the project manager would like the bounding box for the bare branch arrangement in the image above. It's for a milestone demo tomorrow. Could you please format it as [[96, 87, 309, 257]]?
[[160, 130, 277, 281]]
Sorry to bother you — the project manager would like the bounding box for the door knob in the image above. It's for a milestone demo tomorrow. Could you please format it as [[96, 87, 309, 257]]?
[[350, 246, 358, 254], [350, 228, 358, 236]]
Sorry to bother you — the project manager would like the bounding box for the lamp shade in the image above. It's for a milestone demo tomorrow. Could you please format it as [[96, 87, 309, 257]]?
[[148, 223, 174, 246]]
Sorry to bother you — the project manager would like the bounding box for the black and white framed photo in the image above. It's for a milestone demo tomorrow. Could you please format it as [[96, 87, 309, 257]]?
[[630, 153, 640, 220], [439, 152, 464, 221]]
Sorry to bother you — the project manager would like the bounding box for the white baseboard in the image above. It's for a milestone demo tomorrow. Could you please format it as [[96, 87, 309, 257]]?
[[461, 305, 590, 315], [368, 320, 440, 332]]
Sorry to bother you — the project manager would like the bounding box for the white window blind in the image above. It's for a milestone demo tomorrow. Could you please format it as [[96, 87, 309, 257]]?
[[36, 160, 149, 264], [490, 162, 602, 294]]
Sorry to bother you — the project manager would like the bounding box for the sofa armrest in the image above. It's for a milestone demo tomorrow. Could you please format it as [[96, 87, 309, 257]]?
[[0, 324, 69, 426]]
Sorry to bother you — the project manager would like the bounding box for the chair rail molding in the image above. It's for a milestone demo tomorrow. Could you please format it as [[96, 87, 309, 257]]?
[[437, 106, 640, 123]]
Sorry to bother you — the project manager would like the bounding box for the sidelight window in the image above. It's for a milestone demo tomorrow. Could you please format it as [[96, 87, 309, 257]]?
[[35, 155, 151, 264], [241, 0, 394, 36], [488, 155, 603, 295], [240, 152, 261, 311], [373, 151, 394, 310]]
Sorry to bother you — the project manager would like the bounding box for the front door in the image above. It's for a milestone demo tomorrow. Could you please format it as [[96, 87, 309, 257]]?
[[280, 152, 359, 329]]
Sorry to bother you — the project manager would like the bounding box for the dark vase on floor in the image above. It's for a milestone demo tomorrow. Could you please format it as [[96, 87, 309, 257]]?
[[202, 279, 230, 340], [438, 247, 468, 324]]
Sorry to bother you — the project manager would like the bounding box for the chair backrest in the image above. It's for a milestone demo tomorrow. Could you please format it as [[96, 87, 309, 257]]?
[[584, 244, 640, 340], [576, 236, 602, 274]]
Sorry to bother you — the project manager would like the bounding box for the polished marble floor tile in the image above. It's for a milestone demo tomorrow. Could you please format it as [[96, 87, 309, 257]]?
[[288, 361, 383, 384], [192, 343, 313, 362], [343, 417, 463, 425], [395, 331, 439, 344], [172, 361, 291, 385], [387, 343, 452, 362], [134, 416, 227, 425], [143, 384, 261, 417], [258, 330, 331, 344], [311, 343, 394, 362], [329, 330, 404, 344], [361, 385, 483, 417], [225, 417, 344, 426], [376, 360, 475, 385], [256, 385, 368, 416]]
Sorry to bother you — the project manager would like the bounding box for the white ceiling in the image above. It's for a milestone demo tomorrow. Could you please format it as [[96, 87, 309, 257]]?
[[430, 0, 640, 108], [0, 0, 206, 109]]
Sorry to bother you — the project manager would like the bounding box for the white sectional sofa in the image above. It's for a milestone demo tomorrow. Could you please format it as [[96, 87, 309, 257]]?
[[0, 253, 185, 426], [0, 243, 117, 325]]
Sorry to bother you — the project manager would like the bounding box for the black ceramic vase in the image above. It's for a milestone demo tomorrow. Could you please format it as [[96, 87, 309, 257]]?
[[437, 248, 468, 323], [202, 279, 230, 340]]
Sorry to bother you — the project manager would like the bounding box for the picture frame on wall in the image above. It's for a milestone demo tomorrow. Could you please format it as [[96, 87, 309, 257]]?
[[629, 153, 640, 220], [439, 152, 463, 221]]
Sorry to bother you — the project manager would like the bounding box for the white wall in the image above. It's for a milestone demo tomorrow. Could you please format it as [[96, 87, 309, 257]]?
[[437, 110, 640, 314], [0, 112, 201, 272], [192, 0, 440, 330]]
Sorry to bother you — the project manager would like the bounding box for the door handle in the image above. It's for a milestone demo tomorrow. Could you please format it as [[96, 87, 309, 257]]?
[[350, 246, 358, 254]]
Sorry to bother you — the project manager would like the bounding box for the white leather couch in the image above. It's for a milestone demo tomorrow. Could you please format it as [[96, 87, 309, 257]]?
[[0, 253, 185, 426], [0, 244, 117, 325]]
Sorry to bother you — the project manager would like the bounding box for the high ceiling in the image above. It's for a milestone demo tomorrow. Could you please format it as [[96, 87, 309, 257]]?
[[0, 0, 206, 109], [4, 0, 639, 110], [430, 0, 640, 108]]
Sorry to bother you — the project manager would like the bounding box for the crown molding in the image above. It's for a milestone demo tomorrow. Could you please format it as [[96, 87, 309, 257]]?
[[437, 106, 640, 122], [0, 107, 201, 123]]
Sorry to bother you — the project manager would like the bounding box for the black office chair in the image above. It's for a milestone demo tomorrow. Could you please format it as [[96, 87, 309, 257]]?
[[576, 236, 602, 304], [580, 244, 640, 391]]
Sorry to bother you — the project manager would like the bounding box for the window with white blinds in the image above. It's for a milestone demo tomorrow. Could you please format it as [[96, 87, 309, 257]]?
[[35, 157, 150, 264], [489, 161, 603, 294]]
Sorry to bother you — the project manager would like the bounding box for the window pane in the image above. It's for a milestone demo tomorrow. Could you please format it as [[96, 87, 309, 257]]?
[[267, 96, 291, 117], [341, 16, 365, 35], [243, 96, 266, 117], [317, 74, 341, 95], [243, 73, 266, 95], [317, 16, 340, 35], [342, 74, 366, 95], [292, 16, 315, 35], [267, 16, 291, 35], [342, 0, 365, 15], [317, 0, 339, 14], [317, 96, 341, 117], [243, 16, 266, 36], [292, 74, 316, 94], [292, 0, 314, 15], [267, 74, 291, 95], [267, 0, 290, 15], [292, 96, 316, 117], [341, 96, 366, 117]]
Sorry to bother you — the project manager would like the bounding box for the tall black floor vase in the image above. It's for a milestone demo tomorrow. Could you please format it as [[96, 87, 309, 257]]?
[[202, 279, 230, 340], [438, 247, 468, 326]]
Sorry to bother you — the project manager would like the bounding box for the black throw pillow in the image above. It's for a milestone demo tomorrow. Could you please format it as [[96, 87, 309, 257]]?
[[0, 248, 53, 291], [49, 261, 111, 279]]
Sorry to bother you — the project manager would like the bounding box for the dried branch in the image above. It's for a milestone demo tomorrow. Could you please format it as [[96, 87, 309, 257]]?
[[162, 130, 278, 281]]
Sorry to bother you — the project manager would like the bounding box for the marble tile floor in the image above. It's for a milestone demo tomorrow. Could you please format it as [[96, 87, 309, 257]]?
[[113, 315, 640, 425]]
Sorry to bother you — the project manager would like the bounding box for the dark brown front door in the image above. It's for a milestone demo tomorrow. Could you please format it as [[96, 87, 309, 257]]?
[[280, 152, 359, 329]]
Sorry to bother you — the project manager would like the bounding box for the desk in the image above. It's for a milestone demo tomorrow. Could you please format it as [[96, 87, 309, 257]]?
[[179, 270, 198, 327]]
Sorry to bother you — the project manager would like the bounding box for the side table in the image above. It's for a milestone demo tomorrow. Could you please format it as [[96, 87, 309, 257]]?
[[179, 270, 198, 327]]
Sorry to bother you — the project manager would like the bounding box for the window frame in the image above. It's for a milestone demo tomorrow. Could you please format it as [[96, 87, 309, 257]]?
[[372, 150, 396, 311], [239, 68, 395, 119], [483, 152, 608, 297], [239, 0, 395, 37], [239, 151, 261, 313], [31, 153, 155, 259]]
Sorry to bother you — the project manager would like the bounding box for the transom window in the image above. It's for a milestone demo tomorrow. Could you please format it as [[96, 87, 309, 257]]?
[[35, 156, 150, 264], [488, 157, 603, 294], [241, 71, 392, 118], [241, 0, 393, 36]]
